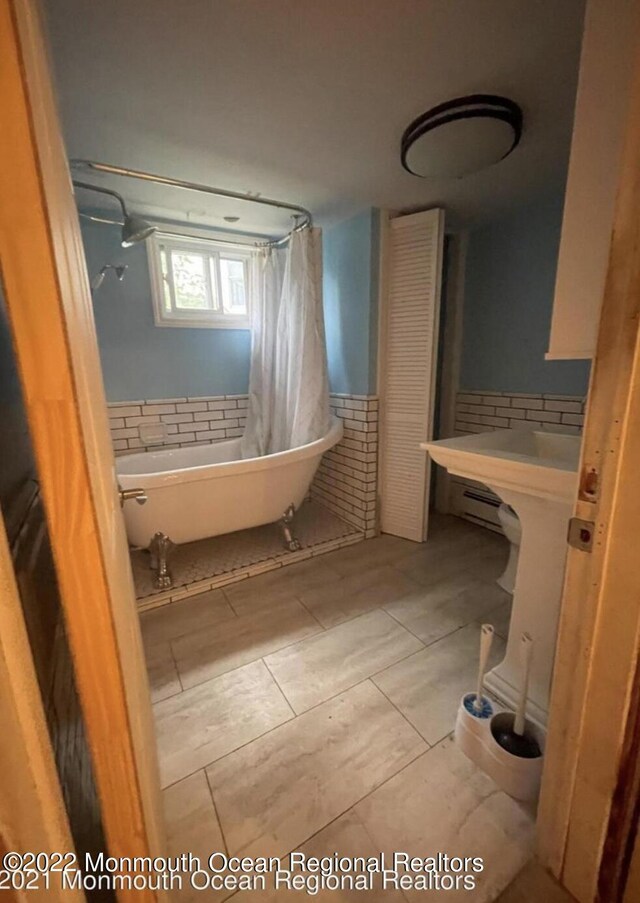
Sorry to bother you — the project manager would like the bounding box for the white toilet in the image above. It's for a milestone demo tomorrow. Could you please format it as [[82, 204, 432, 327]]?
[[497, 503, 521, 594]]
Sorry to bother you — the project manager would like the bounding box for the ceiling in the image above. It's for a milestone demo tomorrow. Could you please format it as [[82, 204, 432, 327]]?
[[42, 0, 585, 236]]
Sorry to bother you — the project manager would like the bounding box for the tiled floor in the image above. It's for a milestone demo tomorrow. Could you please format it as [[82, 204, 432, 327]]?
[[142, 514, 535, 901], [132, 500, 362, 609], [495, 861, 576, 902]]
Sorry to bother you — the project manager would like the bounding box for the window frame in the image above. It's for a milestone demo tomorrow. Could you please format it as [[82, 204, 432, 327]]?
[[148, 229, 253, 329]]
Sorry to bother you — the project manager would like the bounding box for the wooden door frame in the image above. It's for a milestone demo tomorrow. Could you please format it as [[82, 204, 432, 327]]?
[[0, 1, 166, 896], [537, 26, 640, 903]]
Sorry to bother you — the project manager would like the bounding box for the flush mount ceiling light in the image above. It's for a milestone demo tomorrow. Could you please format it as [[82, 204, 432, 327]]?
[[401, 94, 523, 179]]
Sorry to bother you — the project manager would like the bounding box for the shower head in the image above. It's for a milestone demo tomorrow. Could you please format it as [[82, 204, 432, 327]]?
[[121, 214, 156, 247], [72, 179, 156, 247], [91, 264, 128, 291]]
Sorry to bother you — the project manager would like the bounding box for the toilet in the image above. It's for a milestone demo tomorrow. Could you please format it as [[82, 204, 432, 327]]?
[[497, 503, 521, 594]]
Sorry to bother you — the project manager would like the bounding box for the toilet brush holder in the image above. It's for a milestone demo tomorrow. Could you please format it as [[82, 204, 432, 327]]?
[[454, 696, 546, 802], [486, 712, 545, 801], [455, 692, 495, 756]]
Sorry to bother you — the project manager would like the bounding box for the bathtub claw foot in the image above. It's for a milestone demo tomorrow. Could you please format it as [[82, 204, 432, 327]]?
[[280, 504, 302, 552], [149, 531, 175, 590]]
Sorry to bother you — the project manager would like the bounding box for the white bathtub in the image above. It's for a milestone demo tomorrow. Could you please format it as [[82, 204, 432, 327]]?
[[116, 418, 343, 547]]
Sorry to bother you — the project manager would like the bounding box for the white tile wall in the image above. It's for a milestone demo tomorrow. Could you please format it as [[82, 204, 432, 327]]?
[[310, 394, 379, 539], [454, 390, 586, 436], [108, 395, 249, 454], [109, 391, 380, 539], [450, 389, 586, 529]]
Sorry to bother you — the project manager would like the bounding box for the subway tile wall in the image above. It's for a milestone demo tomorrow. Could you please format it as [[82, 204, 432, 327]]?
[[310, 394, 379, 539], [108, 389, 578, 537], [454, 390, 586, 435], [108, 395, 249, 454], [108, 392, 381, 539], [450, 390, 585, 528]]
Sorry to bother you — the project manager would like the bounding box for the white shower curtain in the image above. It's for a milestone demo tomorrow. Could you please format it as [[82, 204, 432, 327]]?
[[241, 227, 331, 458]]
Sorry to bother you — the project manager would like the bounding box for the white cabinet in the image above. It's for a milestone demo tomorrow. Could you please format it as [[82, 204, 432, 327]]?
[[547, 0, 638, 361]]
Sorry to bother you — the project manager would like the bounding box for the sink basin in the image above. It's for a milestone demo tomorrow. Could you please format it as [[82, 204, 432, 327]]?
[[422, 428, 581, 726], [422, 428, 580, 503]]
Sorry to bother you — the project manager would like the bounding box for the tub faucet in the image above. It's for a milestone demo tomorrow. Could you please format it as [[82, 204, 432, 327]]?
[[118, 486, 147, 507]]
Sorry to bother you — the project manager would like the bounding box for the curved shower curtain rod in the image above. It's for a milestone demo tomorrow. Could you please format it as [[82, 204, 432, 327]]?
[[70, 159, 313, 247]]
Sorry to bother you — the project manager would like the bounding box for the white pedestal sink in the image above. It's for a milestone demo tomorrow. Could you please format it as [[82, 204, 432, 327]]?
[[422, 429, 580, 727]]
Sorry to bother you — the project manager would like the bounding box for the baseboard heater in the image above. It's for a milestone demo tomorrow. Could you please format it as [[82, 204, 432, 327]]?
[[450, 479, 502, 533]]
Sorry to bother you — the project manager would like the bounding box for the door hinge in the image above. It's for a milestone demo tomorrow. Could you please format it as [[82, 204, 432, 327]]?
[[568, 516, 595, 552]]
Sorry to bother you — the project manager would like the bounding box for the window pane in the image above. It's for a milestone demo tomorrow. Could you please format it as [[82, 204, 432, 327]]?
[[160, 248, 171, 312], [171, 251, 210, 310], [219, 258, 247, 314]]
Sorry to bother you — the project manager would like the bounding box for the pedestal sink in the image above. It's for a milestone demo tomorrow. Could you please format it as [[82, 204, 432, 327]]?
[[422, 429, 580, 727]]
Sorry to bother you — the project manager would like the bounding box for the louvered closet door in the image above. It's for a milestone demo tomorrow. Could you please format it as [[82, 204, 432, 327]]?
[[379, 208, 445, 542]]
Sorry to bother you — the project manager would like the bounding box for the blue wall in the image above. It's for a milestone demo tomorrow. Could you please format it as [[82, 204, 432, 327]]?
[[82, 219, 251, 402], [83, 211, 380, 402], [85, 197, 581, 404], [323, 209, 379, 395], [460, 193, 591, 396]]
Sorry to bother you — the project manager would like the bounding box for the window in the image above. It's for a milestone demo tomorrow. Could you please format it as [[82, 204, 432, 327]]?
[[149, 232, 253, 328]]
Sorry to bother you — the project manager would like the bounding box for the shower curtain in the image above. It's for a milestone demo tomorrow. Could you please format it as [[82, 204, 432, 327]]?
[[241, 227, 331, 458]]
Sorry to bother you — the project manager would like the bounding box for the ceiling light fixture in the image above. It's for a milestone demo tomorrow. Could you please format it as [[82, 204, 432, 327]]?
[[401, 94, 523, 179]]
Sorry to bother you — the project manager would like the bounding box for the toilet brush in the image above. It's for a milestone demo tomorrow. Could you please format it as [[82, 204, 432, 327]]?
[[492, 632, 541, 758], [465, 623, 494, 718]]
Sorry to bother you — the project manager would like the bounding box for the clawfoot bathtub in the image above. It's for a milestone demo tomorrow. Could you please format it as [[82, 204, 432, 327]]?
[[116, 417, 343, 549]]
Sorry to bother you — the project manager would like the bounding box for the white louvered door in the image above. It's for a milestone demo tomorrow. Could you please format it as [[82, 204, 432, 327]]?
[[379, 208, 445, 542]]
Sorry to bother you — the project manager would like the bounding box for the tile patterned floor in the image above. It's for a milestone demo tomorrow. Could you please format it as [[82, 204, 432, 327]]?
[[141, 514, 535, 901], [132, 500, 362, 608], [495, 860, 576, 902]]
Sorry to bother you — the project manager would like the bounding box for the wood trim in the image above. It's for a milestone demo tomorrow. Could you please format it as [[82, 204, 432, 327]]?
[[599, 635, 640, 901], [622, 830, 640, 903], [0, 513, 82, 902], [0, 2, 166, 897], [537, 22, 640, 901]]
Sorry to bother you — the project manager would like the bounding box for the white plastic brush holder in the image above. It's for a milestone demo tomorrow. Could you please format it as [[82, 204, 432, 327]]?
[[454, 695, 545, 802]]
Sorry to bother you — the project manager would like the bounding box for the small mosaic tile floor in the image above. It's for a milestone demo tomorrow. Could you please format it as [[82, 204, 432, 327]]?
[[131, 500, 362, 611]]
